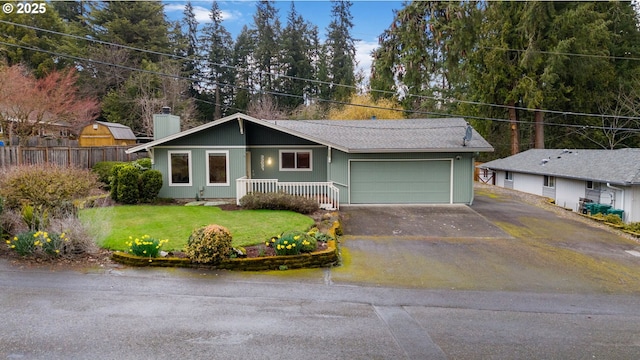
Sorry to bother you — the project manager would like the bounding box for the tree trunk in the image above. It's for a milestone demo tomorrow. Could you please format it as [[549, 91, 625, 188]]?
[[508, 100, 519, 155], [534, 109, 544, 149], [214, 86, 221, 120]]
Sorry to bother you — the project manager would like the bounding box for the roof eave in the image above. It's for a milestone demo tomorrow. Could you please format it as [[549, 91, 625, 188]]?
[[480, 167, 636, 186], [347, 146, 493, 154]]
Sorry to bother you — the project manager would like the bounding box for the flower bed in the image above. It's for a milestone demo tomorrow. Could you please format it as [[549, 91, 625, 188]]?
[[110, 214, 343, 271], [111, 240, 338, 271]]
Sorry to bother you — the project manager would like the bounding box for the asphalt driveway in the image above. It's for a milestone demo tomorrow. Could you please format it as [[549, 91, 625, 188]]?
[[334, 186, 640, 294]]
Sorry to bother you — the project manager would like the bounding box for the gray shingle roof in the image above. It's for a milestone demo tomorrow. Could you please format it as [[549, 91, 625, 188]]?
[[126, 113, 494, 154], [262, 118, 493, 153], [96, 121, 136, 140], [480, 148, 640, 185]]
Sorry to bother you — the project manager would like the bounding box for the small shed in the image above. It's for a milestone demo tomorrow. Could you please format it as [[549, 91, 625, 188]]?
[[79, 121, 136, 147]]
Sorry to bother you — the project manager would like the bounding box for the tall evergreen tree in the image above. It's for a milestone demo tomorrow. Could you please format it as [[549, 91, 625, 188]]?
[[0, 5, 69, 76], [182, 1, 200, 97], [280, 2, 316, 109], [253, 0, 281, 93], [201, 1, 234, 120], [231, 25, 255, 113], [86, 1, 171, 64], [325, 0, 357, 102]]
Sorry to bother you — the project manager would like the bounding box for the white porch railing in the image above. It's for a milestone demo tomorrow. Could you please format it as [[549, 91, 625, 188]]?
[[236, 177, 339, 210]]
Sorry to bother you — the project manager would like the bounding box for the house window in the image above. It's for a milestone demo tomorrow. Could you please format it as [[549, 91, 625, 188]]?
[[586, 181, 594, 190], [505, 171, 513, 181], [279, 150, 312, 171], [207, 151, 229, 186], [169, 151, 191, 186], [544, 175, 555, 188]]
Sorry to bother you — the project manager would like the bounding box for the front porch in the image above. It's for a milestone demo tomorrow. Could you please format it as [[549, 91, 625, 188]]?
[[236, 177, 340, 210]]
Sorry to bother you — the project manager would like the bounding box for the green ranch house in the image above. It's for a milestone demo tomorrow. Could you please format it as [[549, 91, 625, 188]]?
[[126, 112, 494, 209]]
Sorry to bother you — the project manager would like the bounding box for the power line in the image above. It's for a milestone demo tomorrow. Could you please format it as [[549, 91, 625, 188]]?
[[479, 46, 640, 62], [4, 38, 640, 133], [4, 19, 640, 122], [4, 30, 640, 134]]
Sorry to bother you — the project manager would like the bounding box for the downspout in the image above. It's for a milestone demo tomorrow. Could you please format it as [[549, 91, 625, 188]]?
[[606, 182, 624, 218]]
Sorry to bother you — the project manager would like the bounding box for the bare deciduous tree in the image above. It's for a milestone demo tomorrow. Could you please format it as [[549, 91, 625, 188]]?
[[0, 65, 99, 145]]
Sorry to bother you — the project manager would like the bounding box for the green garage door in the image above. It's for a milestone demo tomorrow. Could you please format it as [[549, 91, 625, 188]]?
[[350, 160, 451, 204]]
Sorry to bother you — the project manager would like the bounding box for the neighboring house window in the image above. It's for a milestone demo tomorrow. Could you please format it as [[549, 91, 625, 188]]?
[[544, 175, 555, 188], [206, 150, 229, 186], [279, 150, 312, 171], [169, 151, 191, 186], [586, 181, 594, 190], [505, 171, 513, 181]]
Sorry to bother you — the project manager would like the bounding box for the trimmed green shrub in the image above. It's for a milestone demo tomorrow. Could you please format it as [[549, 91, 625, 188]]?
[[92, 161, 125, 189], [0, 164, 99, 212], [110, 161, 162, 204], [139, 170, 163, 203], [115, 164, 140, 204], [239, 192, 319, 214], [110, 163, 128, 202], [185, 224, 233, 264], [134, 158, 152, 169]]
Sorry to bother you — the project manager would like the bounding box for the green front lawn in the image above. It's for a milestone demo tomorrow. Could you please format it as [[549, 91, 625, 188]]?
[[79, 205, 315, 251]]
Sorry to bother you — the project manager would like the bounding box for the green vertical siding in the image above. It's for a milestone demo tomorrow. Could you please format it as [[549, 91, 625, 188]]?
[[328, 150, 474, 204], [248, 146, 327, 181], [246, 122, 317, 145], [170, 120, 246, 146], [154, 147, 246, 199]]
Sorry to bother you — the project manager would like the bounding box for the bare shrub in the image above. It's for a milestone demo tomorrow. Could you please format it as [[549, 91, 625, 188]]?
[[0, 164, 99, 211], [240, 192, 319, 214], [49, 216, 99, 256], [0, 208, 28, 237]]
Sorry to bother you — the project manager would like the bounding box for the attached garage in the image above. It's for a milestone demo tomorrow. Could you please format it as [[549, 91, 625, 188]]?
[[349, 159, 452, 204]]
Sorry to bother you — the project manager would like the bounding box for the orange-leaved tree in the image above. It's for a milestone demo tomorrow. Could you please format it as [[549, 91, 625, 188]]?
[[0, 65, 99, 145], [327, 94, 405, 120]]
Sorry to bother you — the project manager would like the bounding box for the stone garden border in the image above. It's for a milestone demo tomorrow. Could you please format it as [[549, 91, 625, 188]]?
[[111, 217, 343, 271]]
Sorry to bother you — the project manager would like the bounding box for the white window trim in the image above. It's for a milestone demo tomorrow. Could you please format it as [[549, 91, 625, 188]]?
[[586, 180, 594, 190], [279, 149, 313, 172], [168, 150, 192, 186], [206, 150, 230, 186], [505, 171, 513, 181], [544, 175, 555, 188]]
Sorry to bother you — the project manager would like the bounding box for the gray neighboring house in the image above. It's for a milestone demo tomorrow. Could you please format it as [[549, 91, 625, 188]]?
[[479, 148, 640, 222], [126, 112, 494, 208]]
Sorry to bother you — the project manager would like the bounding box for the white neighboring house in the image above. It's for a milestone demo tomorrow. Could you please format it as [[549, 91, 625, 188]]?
[[479, 148, 640, 223]]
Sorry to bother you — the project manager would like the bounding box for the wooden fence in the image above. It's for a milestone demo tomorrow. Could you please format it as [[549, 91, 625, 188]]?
[[0, 146, 147, 169]]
